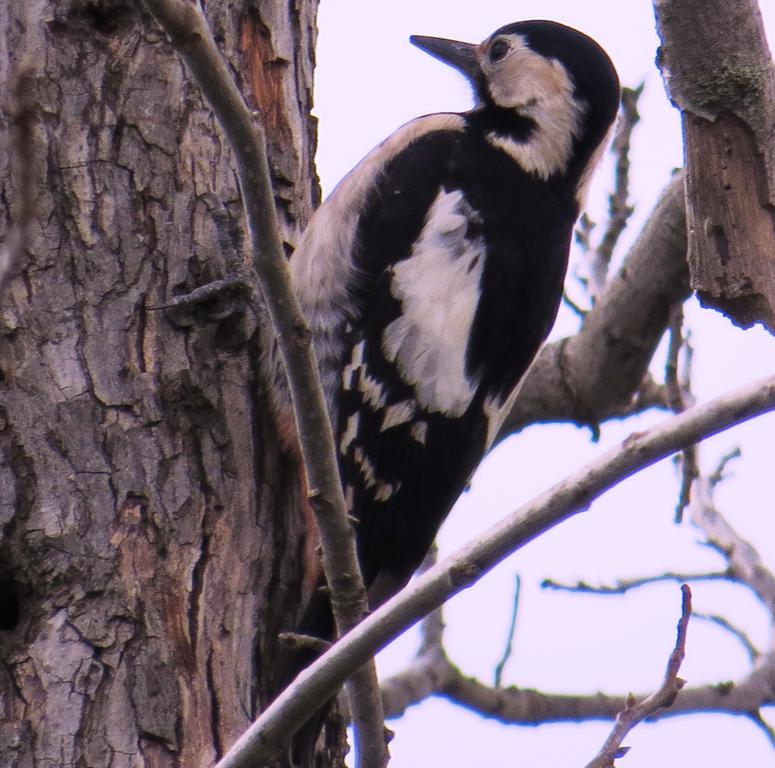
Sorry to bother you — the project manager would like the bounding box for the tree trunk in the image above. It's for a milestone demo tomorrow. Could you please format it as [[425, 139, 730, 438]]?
[[0, 1, 318, 765]]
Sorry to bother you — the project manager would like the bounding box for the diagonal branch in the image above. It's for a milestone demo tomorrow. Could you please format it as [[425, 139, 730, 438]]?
[[135, 1, 385, 764], [215, 374, 775, 767]]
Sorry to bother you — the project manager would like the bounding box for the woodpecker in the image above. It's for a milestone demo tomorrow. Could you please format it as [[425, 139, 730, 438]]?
[[270, 18, 619, 760]]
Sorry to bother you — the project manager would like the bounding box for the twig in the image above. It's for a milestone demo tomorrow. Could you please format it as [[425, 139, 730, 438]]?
[[691, 611, 759, 662], [214, 374, 775, 767], [562, 291, 589, 320], [574, 212, 596, 254], [278, 632, 333, 656], [583, 584, 691, 768], [691, 476, 775, 612], [149, 275, 254, 311], [749, 709, 775, 748], [542, 571, 731, 595], [494, 575, 521, 687], [136, 1, 385, 765], [383, 650, 775, 725], [0, 67, 36, 296], [585, 85, 642, 301], [708, 447, 741, 487], [569, 212, 595, 312], [665, 303, 698, 522], [595, 86, 642, 267]]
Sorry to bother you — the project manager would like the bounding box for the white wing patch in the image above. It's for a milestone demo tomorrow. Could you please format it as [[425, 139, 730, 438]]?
[[382, 188, 485, 417], [340, 412, 360, 455], [410, 421, 428, 446], [285, 114, 467, 431], [380, 400, 416, 432], [353, 446, 400, 502]]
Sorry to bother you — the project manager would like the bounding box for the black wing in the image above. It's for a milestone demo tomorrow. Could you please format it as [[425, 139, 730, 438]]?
[[338, 126, 575, 604]]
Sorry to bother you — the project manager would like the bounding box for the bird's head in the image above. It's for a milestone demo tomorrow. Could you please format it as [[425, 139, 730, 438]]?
[[411, 20, 620, 186]]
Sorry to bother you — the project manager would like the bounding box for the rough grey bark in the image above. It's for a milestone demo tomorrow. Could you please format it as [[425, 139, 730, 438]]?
[[0, 1, 318, 766]]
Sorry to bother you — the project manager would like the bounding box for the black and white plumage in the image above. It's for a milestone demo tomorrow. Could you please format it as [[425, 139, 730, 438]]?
[[272, 19, 619, 709]]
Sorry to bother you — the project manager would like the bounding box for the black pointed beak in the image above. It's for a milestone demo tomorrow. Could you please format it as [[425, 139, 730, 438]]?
[[410, 35, 480, 84]]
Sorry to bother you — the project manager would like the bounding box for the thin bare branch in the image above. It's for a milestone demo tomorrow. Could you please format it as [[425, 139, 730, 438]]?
[[574, 212, 596, 254], [691, 612, 759, 662], [216, 374, 775, 766], [665, 304, 698, 521], [708, 447, 742, 487], [494, 575, 521, 687], [583, 585, 691, 768], [278, 632, 333, 657], [587, 85, 642, 298], [136, 1, 385, 764], [691, 477, 775, 612], [599, 87, 641, 260], [563, 291, 590, 320], [542, 571, 731, 595], [749, 710, 775, 748]]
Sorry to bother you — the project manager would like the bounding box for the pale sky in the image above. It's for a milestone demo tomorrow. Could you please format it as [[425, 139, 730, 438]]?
[[313, 4, 775, 766]]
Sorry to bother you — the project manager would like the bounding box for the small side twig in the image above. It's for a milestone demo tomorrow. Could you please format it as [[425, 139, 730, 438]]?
[[708, 447, 741, 487], [562, 291, 589, 320], [542, 570, 731, 595], [691, 611, 759, 662], [691, 474, 775, 615], [278, 632, 333, 656], [583, 585, 691, 768], [586, 84, 642, 299], [665, 303, 698, 522], [749, 709, 775, 748], [494, 574, 521, 687], [595, 86, 642, 268]]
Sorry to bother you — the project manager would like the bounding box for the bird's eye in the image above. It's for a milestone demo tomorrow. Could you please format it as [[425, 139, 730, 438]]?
[[489, 39, 509, 62]]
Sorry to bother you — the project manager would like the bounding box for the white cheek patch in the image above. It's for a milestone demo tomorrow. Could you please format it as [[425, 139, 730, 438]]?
[[382, 188, 485, 417], [486, 49, 585, 179]]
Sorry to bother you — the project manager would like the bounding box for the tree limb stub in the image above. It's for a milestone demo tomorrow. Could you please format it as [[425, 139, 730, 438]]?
[[654, 0, 775, 333]]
